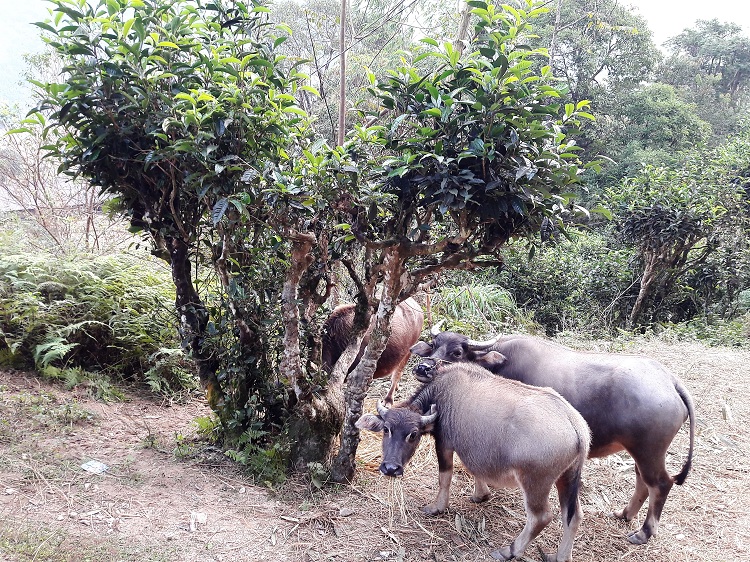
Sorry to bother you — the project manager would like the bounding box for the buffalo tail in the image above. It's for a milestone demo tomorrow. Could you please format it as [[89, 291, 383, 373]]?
[[672, 380, 696, 486], [566, 419, 591, 526]]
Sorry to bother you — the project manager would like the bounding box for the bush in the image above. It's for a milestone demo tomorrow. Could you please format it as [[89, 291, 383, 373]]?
[[432, 275, 540, 337], [0, 252, 196, 395], [495, 229, 638, 335], [656, 315, 750, 348]]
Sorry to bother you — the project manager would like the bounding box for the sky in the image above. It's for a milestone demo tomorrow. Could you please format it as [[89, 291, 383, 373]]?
[[624, 0, 750, 46], [0, 1, 51, 110], [0, 0, 749, 110]]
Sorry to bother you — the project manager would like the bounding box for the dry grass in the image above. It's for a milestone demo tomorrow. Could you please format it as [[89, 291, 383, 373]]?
[[1, 339, 749, 562]]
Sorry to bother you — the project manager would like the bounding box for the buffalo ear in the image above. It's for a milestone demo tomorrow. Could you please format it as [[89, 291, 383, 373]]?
[[355, 413, 385, 433], [475, 350, 507, 370], [410, 341, 432, 356]]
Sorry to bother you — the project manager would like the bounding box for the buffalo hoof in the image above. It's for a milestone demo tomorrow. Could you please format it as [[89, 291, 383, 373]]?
[[469, 493, 491, 504], [489, 546, 512, 560], [612, 509, 633, 522], [626, 529, 652, 545], [539, 554, 568, 562], [422, 504, 444, 516]]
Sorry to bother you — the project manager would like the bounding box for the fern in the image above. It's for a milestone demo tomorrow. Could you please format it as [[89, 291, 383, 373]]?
[[193, 415, 222, 442], [0, 251, 182, 386], [33, 336, 79, 367]]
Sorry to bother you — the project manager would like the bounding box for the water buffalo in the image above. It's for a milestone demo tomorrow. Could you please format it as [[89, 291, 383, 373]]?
[[411, 330, 696, 545], [357, 363, 591, 562], [322, 297, 423, 404]]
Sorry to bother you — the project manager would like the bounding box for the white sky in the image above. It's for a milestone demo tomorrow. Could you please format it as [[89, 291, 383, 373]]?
[[0, 0, 51, 110], [624, 0, 750, 46], [1, 0, 749, 108]]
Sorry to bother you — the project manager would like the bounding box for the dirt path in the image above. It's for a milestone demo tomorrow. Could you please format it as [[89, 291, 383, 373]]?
[[1, 339, 749, 561]]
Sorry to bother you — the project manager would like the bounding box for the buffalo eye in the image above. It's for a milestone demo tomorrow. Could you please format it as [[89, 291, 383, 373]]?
[[406, 431, 418, 443], [384, 426, 392, 438], [451, 349, 462, 358]]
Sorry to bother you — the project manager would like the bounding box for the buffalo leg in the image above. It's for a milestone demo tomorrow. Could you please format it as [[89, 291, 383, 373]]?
[[548, 467, 584, 562], [423, 441, 454, 515], [613, 465, 648, 522], [382, 355, 410, 405], [625, 459, 674, 545], [613, 450, 675, 544], [471, 478, 491, 503], [491, 475, 554, 561]]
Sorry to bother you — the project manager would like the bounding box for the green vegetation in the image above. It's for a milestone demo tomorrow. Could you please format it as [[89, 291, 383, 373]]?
[[0, 0, 748, 482], [0, 252, 195, 397]]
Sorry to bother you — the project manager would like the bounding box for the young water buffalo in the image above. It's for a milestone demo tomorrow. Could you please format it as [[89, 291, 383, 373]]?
[[322, 297, 423, 404], [357, 363, 591, 562], [411, 330, 696, 545]]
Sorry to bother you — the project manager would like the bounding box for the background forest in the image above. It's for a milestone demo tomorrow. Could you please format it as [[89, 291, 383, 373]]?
[[1, 0, 749, 482]]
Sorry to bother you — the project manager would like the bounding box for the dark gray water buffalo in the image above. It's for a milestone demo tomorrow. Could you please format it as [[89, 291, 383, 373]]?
[[322, 297, 423, 404], [411, 330, 696, 545], [357, 363, 591, 562]]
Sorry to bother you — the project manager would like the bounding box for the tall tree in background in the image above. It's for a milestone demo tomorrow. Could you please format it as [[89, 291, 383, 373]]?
[[523, 0, 663, 186], [661, 19, 750, 138], [531, 0, 660, 104], [589, 83, 712, 184]]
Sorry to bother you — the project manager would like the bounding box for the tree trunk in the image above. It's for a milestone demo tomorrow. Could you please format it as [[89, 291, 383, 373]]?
[[549, 0, 563, 60], [288, 399, 345, 471], [167, 236, 224, 411], [330, 248, 403, 482], [283, 230, 365, 471], [288, 305, 369, 470], [280, 231, 318, 400], [455, 4, 471, 54], [629, 254, 656, 328]]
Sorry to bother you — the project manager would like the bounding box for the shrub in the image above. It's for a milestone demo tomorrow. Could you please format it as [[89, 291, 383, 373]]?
[[0, 252, 196, 395], [432, 275, 540, 337], [495, 229, 638, 335], [656, 315, 750, 348]]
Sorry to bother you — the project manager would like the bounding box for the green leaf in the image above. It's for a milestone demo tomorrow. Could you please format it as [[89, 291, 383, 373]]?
[[175, 92, 196, 105], [212, 198, 229, 225], [6, 127, 33, 135], [590, 205, 613, 220], [283, 106, 307, 116], [422, 108, 442, 118], [300, 85, 320, 96], [122, 17, 135, 37]]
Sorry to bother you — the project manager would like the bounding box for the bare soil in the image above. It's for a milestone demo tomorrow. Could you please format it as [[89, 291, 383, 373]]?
[[1, 338, 748, 562]]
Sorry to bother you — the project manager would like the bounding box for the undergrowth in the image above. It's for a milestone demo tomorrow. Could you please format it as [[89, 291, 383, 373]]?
[[193, 413, 288, 486], [432, 280, 539, 337], [0, 252, 197, 397]]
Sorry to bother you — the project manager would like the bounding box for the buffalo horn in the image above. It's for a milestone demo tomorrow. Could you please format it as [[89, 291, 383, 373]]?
[[465, 334, 502, 350], [420, 404, 438, 426], [430, 320, 446, 337], [376, 400, 390, 418]]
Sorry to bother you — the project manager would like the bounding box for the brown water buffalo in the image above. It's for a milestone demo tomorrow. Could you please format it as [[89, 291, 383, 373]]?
[[410, 330, 696, 545], [322, 297, 423, 404], [357, 362, 590, 562]]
